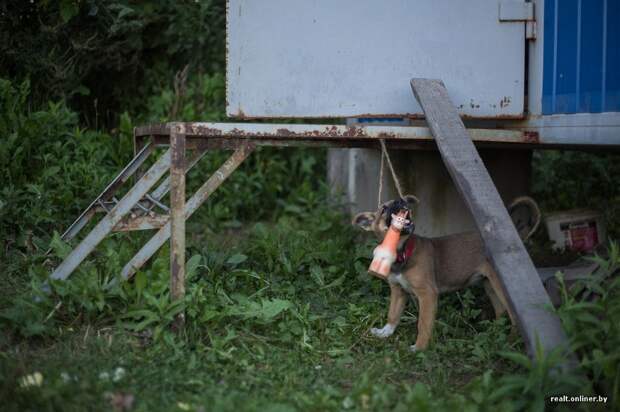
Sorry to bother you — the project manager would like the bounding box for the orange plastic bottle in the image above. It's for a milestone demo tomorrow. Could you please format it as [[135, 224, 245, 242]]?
[[368, 210, 408, 279]]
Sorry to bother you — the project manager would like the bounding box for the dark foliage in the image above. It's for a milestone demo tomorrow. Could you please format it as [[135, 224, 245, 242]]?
[[0, 0, 226, 127], [0, 2, 618, 411]]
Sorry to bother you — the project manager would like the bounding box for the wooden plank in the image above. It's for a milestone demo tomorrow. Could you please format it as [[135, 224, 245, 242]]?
[[410, 79, 573, 362]]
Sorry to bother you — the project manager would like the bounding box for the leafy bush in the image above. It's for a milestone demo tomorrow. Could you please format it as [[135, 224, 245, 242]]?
[[0, 79, 133, 273], [0, 73, 327, 277], [555, 242, 620, 406], [1, 0, 226, 126]]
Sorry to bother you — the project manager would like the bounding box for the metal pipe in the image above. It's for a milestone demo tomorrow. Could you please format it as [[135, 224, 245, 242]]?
[[135, 122, 527, 144], [60, 142, 154, 241], [170, 123, 186, 329], [148, 145, 210, 203], [145, 194, 170, 213]]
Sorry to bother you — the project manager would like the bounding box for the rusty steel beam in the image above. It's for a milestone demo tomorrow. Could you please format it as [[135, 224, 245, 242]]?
[[135, 122, 620, 150], [150, 135, 442, 151], [132, 128, 150, 182], [134, 122, 532, 146], [50, 149, 171, 281], [121, 143, 255, 280], [170, 123, 186, 329]]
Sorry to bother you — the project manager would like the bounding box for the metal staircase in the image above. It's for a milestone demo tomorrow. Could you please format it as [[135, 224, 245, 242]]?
[[50, 130, 253, 282]]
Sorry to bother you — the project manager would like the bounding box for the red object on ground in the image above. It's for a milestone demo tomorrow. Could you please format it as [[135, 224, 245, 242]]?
[[566, 221, 599, 252]]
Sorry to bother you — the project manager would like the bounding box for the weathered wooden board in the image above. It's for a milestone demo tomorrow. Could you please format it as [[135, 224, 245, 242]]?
[[410, 79, 572, 360]]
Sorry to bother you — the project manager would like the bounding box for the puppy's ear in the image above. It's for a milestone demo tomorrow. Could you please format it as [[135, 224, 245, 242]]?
[[403, 194, 420, 205], [352, 212, 375, 231]]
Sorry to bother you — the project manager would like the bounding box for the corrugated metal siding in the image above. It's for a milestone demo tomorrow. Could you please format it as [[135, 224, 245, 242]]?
[[542, 0, 619, 114]]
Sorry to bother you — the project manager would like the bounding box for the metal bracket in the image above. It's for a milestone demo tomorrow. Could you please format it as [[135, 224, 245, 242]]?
[[499, 1, 536, 40]]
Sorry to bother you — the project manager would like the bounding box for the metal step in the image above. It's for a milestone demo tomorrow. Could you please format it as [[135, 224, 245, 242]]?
[[60, 142, 155, 242]]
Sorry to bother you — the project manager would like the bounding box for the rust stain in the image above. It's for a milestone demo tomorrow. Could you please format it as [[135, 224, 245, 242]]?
[[276, 128, 292, 137], [523, 131, 540, 143], [207, 125, 396, 140], [342, 126, 365, 138], [114, 215, 168, 232], [227, 112, 425, 121], [136, 109, 529, 138], [460, 113, 524, 120]]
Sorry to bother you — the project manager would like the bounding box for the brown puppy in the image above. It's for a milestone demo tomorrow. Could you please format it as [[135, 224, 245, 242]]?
[[353, 195, 540, 351]]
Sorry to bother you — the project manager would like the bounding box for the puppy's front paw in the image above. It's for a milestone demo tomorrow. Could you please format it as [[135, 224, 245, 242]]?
[[370, 324, 395, 338]]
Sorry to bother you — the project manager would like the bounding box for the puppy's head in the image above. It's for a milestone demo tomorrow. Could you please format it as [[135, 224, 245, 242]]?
[[352, 195, 419, 240]]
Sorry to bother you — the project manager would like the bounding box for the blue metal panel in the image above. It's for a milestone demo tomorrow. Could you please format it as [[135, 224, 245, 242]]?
[[606, 0, 620, 112], [541, 0, 556, 113], [555, 0, 578, 113], [542, 0, 620, 114], [579, 0, 604, 112]]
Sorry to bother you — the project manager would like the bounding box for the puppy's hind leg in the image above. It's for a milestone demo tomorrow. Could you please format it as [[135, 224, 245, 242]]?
[[483, 279, 506, 319], [371, 283, 406, 338], [478, 262, 516, 326], [410, 285, 438, 352]]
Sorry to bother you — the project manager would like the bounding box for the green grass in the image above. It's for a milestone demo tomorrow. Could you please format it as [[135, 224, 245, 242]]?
[[0, 319, 510, 411], [1, 209, 522, 411], [4, 202, 616, 411], [1, 77, 618, 412]]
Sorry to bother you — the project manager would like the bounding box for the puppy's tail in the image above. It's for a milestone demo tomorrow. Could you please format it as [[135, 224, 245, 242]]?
[[508, 196, 541, 241]]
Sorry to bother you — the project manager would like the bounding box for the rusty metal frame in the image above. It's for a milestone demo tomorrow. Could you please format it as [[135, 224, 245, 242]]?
[[113, 214, 169, 232], [55, 119, 589, 329], [170, 123, 186, 328], [135, 122, 620, 151], [49, 125, 256, 322], [50, 149, 172, 280], [60, 142, 155, 242], [135, 122, 538, 149], [120, 143, 255, 280]]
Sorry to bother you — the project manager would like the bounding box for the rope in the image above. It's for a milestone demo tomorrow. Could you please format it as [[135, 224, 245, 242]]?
[[377, 147, 385, 207], [378, 139, 404, 207]]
